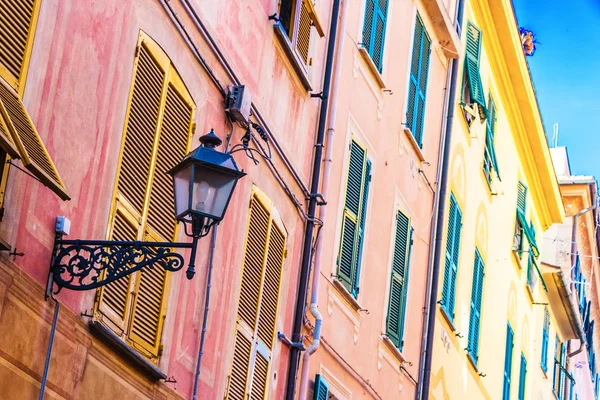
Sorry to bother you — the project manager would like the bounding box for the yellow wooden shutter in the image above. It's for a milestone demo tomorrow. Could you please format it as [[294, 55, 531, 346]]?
[[0, 77, 69, 199], [294, 0, 312, 66], [0, 0, 42, 92], [226, 188, 287, 399]]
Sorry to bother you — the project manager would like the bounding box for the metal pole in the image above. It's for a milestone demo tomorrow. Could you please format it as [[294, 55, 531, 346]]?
[[39, 297, 60, 400]]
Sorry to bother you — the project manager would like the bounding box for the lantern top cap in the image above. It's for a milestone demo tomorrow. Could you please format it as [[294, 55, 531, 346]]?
[[199, 129, 222, 149]]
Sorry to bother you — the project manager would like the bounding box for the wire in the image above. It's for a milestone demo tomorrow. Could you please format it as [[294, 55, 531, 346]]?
[[7, 160, 43, 184]]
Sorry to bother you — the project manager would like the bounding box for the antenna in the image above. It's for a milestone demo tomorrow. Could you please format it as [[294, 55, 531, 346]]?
[[551, 123, 559, 148]]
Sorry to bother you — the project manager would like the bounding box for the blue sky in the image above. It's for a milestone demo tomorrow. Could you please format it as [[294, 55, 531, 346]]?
[[512, 0, 600, 178]]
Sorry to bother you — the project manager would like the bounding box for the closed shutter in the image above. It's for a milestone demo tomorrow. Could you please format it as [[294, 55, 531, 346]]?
[[464, 22, 486, 115], [518, 354, 527, 400], [337, 140, 370, 297], [441, 194, 462, 320], [503, 323, 515, 400], [0, 77, 69, 199], [313, 374, 329, 400], [406, 15, 431, 148], [541, 307, 549, 372], [227, 189, 287, 400], [96, 32, 195, 359], [386, 210, 412, 350], [362, 0, 388, 72], [467, 250, 484, 362], [517, 182, 527, 214], [0, 0, 41, 91]]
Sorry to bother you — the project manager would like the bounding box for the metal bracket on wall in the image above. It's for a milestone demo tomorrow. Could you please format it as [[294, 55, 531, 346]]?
[[277, 332, 306, 350]]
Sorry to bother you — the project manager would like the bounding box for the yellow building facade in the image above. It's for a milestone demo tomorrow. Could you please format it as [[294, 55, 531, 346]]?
[[428, 0, 567, 399]]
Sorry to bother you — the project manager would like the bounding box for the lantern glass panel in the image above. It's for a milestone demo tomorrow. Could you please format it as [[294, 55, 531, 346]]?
[[173, 164, 192, 219], [191, 164, 237, 220]]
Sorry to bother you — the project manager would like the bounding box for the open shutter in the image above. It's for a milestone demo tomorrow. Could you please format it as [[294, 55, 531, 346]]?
[[338, 212, 357, 289], [0, 78, 69, 199], [517, 182, 527, 214], [485, 94, 500, 180], [293, 0, 313, 67], [541, 307, 549, 372], [441, 195, 457, 310], [468, 251, 484, 361], [464, 22, 486, 115], [386, 210, 411, 349], [313, 374, 329, 400], [362, 0, 388, 72], [503, 324, 515, 400], [518, 354, 527, 400], [0, 0, 41, 90], [406, 16, 431, 147], [353, 159, 371, 297]]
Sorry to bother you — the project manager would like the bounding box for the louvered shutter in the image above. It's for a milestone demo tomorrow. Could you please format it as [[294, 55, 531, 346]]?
[[503, 324, 514, 400], [464, 22, 486, 115], [0, 77, 69, 199], [362, 0, 388, 72], [313, 374, 329, 400], [517, 182, 527, 214], [443, 195, 462, 320], [386, 210, 411, 349], [518, 354, 527, 400], [98, 41, 166, 333], [293, 0, 313, 67], [485, 94, 500, 179], [353, 159, 371, 297], [227, 191, 287, 400], [441, 195, 457, 312], [467, 251, 484, 361], [0, 0, 40, 91], [541, 308, 549, 372], [406, 16, 431, 148]]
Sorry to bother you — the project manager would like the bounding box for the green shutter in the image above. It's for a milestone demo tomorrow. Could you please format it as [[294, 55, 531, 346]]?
[[485, 94, 500, 180], [464, 21, 486, 117], [517, 182, 527, 214], [406, 15, 431, 148], [467, 250, 484, 362], [503, 323, 514, 400], [338, 141, 370, 297], [541, 307, 549, 372], [313, 374, 329, 400], [441, 194, 462, 320], [518, 354, 527, 400], [362, 0, 388, 72], [386, 211, 412, 349]]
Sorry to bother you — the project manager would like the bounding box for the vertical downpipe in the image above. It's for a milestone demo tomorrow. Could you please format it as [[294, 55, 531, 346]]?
[[285, 0, 342, 398]]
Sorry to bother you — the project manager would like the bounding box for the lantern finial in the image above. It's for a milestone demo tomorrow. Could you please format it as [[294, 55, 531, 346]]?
[[199, 129, 222, 149]]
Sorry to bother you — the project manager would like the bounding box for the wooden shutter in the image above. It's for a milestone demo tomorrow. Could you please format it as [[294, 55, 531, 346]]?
[[464, 22, 486, 113], [227, 189, 287, 400], [313, 375, 329, 400], [485, 94, 500, 179], [467, 250, 484, 361], [97, 32, 195, 358], [503, 324, 515, 400], [362, 0, 388, 72], [541, 308, 549, 372], [293, 0, 313, 66], [0, 0, 41, 92], [406, 16, 431, 148], [0, 77, 69, 199], [337, 140, 369, 296], [386, 210, 412, 349], [441, 194, 462, 320], [517, 182, 527, 214], [518, 354, 527, 400]]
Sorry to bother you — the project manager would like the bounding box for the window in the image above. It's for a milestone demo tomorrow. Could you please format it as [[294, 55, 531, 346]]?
[[406, 15, 431, 148], [483, 93, 500, 186], [226, 189, 287, 399], [456, 0, 466, 36], [337, 140, 371, 298], [313, 374, 329, 400], [461, 21, 486, 126], [440, 194, 462, 321], [541, 307, 549, 373], [94, 32, 196, 360], [517, 354, 527, 400], [467, 250, 485, 363], [277, 0, 324, 72], [553, 337, 573, 400], [503, 323, 514, 400], [386, 210, 413, 351], [362, 0, 389, 72], [0, 0, 69, 210], [513, 182, 527, 257]]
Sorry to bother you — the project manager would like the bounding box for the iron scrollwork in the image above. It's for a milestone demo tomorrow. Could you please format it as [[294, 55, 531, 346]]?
[[47, 237, 194, 295]]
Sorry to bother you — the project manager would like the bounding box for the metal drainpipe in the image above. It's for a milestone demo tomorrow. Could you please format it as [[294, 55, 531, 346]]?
[[296, 0, 348, 398], [285, 0, 341, 398], [39, 296, 60, 400], [419, 55, 460, 400]]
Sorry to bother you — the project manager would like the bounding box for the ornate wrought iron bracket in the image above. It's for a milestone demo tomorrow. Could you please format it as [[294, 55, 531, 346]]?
[[46, 235, 197, 298]]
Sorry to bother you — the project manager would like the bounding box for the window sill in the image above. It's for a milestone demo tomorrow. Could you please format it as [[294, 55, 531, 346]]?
[[439, 305, 458, 333], [419, 0, 461, 59], [332, 278, 363, 313], [88, 321, 167, 381], [540, 365, 548, 379], [273, 23, 312, 91], [380, 335, 407, 364], [403, 128, 426, 162], [0, 237, 10, 252], [357, 47, 386, 89]]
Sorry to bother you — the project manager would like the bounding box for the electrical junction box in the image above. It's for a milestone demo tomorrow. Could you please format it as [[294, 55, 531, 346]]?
[[56, 216, 71, 236], [227, 85, 252, 124]]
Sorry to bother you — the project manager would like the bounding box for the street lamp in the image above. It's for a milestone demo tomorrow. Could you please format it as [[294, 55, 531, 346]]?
[[46, 129, 245, 297]]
